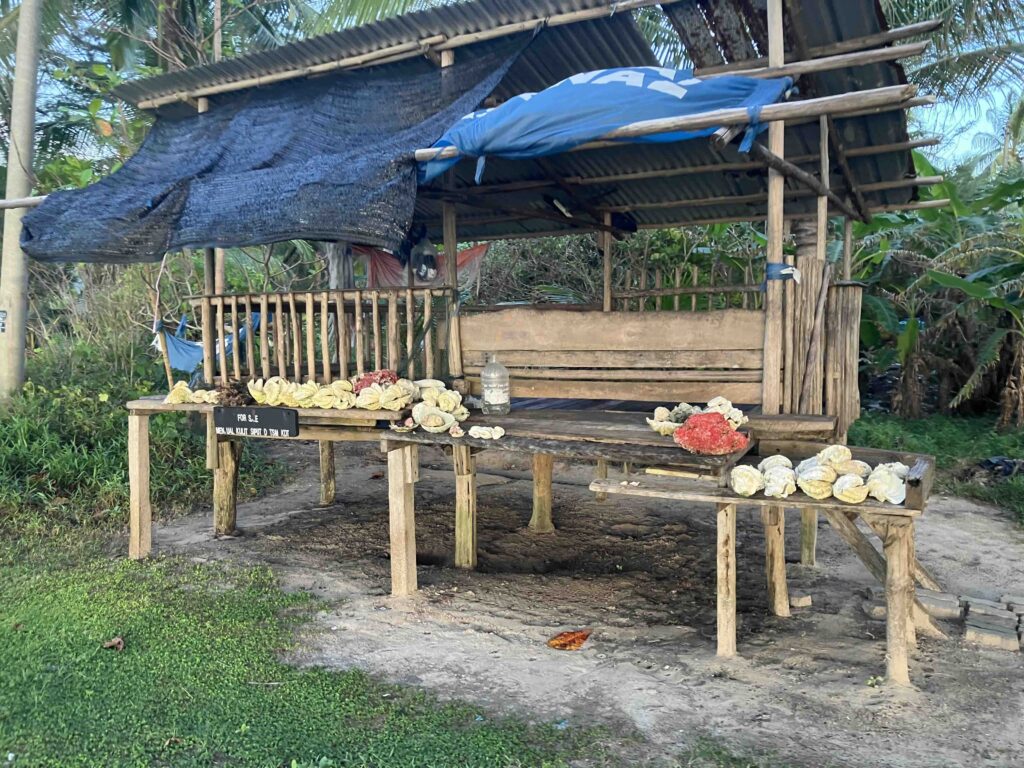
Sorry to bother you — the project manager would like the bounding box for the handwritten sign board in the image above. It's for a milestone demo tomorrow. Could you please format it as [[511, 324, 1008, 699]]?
[[214, 406, 299, 438]]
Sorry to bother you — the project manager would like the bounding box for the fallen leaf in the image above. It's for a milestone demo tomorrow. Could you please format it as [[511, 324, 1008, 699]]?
[[547, 629, 592, 651], [370, 472, 384, 480], [163, 737, 183, 747], [103, 636, 125, 652]]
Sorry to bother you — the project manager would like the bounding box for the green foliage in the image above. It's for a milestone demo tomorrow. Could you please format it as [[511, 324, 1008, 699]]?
[[0, 556, 598, 767], [0, 339, 284, 539], [850, 413, 1024, 522]]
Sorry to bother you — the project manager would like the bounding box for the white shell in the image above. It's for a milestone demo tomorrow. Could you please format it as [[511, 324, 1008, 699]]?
[[797, 477, 833, 500], [653, 406, 672, 422], [875, 461, 910, 480], [795, 456, 820, 475], [816, 444, 852, 468], [833, 474, 870, 504], [866, 468, 906, 504], [764, 467, 797, 499], [833, 459, 872, 479], [414, 379, 447, 389], [412, 402, 456, 433], [757, 454, 792, 473], [646, 418, 678, 437], [798, 464, 837, 484], [729, 465, 764, 497]]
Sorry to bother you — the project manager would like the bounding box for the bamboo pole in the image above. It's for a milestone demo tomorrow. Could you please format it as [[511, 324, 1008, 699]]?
[[305, 291, 316, 381], [843, 218, 853, 280], [405, 288, 415, 379], [602, 214, 613, 312], [443, 178, 464, 378], [353, 290, 365, 375], [243, 297, 256, 379], [229, 296, 240, 380], [320, 291, 331, 383], [289, 293, 302, 380], [387, 291, 400, 370], [216, 297, 228, 384], [273, 294, 286, 376], [335, 292, 349, 380], [413, 85, 919, 163], [371, 291, 382, 370], [702, 41, 927, 81], [259, 294, 270, 378], [424, 290, 434, 378]]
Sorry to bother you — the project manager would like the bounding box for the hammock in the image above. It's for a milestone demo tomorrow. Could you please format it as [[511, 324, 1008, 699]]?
[[152, 313, 264, 374]]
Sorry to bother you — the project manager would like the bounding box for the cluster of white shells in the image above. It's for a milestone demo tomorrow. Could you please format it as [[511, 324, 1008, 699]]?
[[646, 396, 749, 436], [165, 381, 220, 404], [242, 376, 417, 410], [407, 379, 471, 433], [729, 444, 909, 505]]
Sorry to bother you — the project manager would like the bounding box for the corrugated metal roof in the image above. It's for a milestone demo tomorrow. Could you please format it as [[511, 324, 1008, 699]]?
[[112, 0, 928, 237]]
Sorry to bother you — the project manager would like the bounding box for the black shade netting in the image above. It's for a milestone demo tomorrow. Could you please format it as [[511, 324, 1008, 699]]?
[[22, 36, 527, 264]]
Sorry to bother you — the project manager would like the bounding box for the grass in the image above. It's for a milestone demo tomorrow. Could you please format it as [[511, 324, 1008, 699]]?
[[0, 550, 603, 768], [850, 412, 1024, 522]]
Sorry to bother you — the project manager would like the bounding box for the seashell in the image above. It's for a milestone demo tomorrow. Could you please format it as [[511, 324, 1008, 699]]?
[[729, 465, 764, 497], [355, 383, 385, 410], [452, 405, 470, 422], [389, 419, 418, 433], [165, 381, 192, 405], [797, 477, 833, 500], [412, 402, 456, 433], [395, 378, 419, 399], [263, 378, 284, 406], [798, 464, 837, 484], [833, 474, 870, 504], [866, 468, 906, 504], [329, 379, 353, 396], [492, 426, 505, 438], [646, 418, 679, 437], [419, 386, 441, 407], [380, 384, 411, 412], [757, 454, 792, 473], [468, 425, 507, 439], [670, 402, 699, 422], [246, 379, 267, 405], [278, 383, 299, 408], [834, 459, 871, 479], [653, 406, 672, 422], [449, 424, 465, 438], [293, 381, 320, 409], [816, 444, 852, 468], [875, 461, 910, 480], [795, 456, 820, 475], [312, 387, 338, 409], [436, 389, 463, 414], [764, 466, 797, 499], [414, 379, 447, 390]]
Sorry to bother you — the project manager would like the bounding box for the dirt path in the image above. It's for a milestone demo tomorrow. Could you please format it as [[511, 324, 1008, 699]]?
[[154, 441, 1024, 767]]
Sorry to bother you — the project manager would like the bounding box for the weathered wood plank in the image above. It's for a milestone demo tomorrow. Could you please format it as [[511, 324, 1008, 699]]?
[[882, 520, 913, 685], [800, 508, 817, 566], [387, 443, 418, 596], [464, 377, 762, 405], [530, 453, 555, 533], [462, 348, 764, 370], [453, 444, 477, 568], [762, 505, 790, 616], [463, 367, 763, 382], [717, 502, 738, 657], [213, 440, 242, 536], [319, 441, 335, 506], [460, 309, 765, 352]]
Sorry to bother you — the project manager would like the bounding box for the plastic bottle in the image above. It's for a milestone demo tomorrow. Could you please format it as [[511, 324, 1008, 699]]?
[[480, 353, 510, 415]]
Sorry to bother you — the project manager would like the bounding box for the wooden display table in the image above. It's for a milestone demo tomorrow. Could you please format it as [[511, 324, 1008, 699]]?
[[125, 396, 406, 559]]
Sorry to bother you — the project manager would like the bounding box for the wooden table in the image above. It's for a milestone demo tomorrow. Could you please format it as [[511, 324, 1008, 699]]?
[[125, 396, 406, 558], [382, 415, 938, 687]]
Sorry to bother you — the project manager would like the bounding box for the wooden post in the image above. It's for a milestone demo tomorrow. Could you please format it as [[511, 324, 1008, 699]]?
[[453, 444, 477, 569], [213, 440, 242, 536], [128, 412, 152, 559], [529, 453, 555, 533], [595, 458, 608, 502], [882, 519, 913, 686], [761, 0, 785, 415], [387, 443, 418, 596], [842, 216, 853, 280], [443, 191, 463, 378], [602, 213, 613, 312], [318, 441, 336, 506], [762, 505, 790, 616], [800, 508, 817, 566], [717, 502, 737, 657]]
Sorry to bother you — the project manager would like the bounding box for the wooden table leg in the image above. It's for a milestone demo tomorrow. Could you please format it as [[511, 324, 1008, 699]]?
[[595, 459, 608, 502], [529, 453, 555, 533], [882, 519, 914, 686], [318, 441, 336, 506], [388, 443, 418, 596], [717, 502, 737, 657], [128, 412, 151, 559], [800, 507, 817, 566], [762, 504, 791, 617], [453, 444, 477, 569], [213, 439, 242, 536]]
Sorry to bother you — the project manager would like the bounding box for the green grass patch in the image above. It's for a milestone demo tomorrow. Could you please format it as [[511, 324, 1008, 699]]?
[[850, 412, 1024, 522], [0, 554, 600, 767]]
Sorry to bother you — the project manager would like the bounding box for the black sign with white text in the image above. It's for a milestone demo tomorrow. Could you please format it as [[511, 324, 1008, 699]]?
[[214, 406, 299, 438]]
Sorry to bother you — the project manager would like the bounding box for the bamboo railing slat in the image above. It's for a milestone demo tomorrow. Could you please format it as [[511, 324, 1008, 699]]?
[[288, 293, 302, 381], [354, 290, 365, 375], [244, 297, 256, 379], [320, 291, 331, 384], [405, 288, 415, 380], [259, 294, 270, 379], [230, 297, 241, 381], [305, 291, 316, 381], [387, 291, 400, 370], [424, 290, 434, 378], [335, 292, 349, 380], [216, 297, 228, 385], [371, 291, 382, 370]]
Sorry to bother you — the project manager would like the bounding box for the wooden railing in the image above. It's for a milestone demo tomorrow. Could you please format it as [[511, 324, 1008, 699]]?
[[613, 261, 765, 312], [189, 288, 450, 385]]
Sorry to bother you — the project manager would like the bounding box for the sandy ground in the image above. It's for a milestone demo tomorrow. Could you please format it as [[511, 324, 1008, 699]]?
[[153, 441, 1024, 767]]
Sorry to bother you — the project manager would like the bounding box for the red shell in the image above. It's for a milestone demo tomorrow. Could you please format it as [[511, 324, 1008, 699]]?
[[353, 369, 399, 393], [672, 412, 748, 456]]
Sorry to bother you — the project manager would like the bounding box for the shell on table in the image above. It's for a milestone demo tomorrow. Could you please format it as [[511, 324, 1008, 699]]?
[[833, 458, 872, 479], [729, 465, 764, 497], [866, 467, 906, 504], [764, 466, 797, 499], [652, 406, 673, 422], [795, 456, 820, 475], [797, 464, 837, 484], [412, 402, 456, 433], [468, 425, 505, 440], [833, 473, 870, 504], [816, 444, 852, 468], [380, 384, 412, 412], [436, 389, 463, 413], [646, 418, 679, 437], [670, 402, 700, 422], [797, 477, 833, 500], [875, 461, 910, 480], [355, 383, 385, 410], [758, 454, 792, 473], [165, 381, 192, 404]]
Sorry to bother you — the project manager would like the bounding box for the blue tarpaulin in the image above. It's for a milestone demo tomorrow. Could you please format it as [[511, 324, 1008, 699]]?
[[419, 67, 793, 184]]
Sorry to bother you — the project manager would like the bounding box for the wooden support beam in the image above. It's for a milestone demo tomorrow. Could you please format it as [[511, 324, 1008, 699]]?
[[717, 502, 738, 657], [748, 142, 861, 221], [882, 520, 914, 686], [800, 508, 817, 566], [602, 213, 613, 312], [694, 19, 943, 76], [842, 217, 853, 280], [128, 413, 152, 559], [387, 442, 418, 596], [529, 453, 555, 533], [318, 441, 336, 506], [453, 444, 477, 569], [762, 505, 791, 616], [213, 439, 242, 536], [703, 41, 928, 82], [421, 188, 620, 235]]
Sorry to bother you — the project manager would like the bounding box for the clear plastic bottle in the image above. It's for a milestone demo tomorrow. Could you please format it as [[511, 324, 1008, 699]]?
[[480, 353, 510, 415]]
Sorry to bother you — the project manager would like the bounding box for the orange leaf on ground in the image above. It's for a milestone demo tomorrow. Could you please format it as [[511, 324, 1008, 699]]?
[[547, 629, 592, 651], [102, 636, 125, 651]]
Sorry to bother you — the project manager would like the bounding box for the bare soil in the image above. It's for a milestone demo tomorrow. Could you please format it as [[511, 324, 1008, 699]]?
[[154, 441, 1024, 767]]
